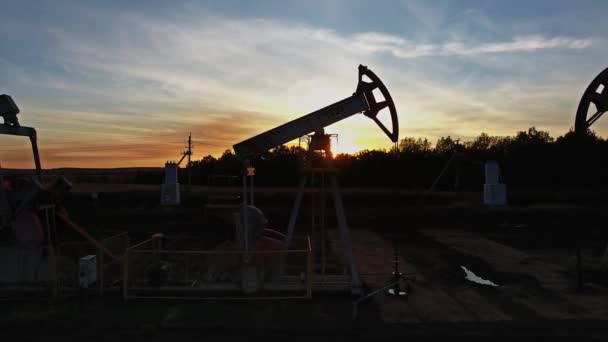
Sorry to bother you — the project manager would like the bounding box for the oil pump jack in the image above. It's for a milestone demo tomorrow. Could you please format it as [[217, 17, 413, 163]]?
[[0, 95, 41, 179], [233, 65, 399, 293], [573, 67, 608, 289], [1, 94, 45, 232], [1, 95, 119, 292]]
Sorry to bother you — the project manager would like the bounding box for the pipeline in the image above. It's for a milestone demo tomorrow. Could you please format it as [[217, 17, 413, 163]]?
[[55, 208, 120, 262]]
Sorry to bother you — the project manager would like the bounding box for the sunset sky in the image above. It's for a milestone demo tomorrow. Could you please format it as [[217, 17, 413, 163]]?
[[1, 0, 607, 168]]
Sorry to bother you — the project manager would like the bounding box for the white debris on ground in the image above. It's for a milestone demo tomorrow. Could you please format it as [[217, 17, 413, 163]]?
[[388, 288, 407, 295], [460, 266, 499, 287]]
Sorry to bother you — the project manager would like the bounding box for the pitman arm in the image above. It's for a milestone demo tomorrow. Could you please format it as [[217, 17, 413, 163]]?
[[233, 65, 398, 160]]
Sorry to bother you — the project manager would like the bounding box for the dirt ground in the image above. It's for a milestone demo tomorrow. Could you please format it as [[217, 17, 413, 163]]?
[[3, 186, 608, 339], [352, 229, 608, 324]]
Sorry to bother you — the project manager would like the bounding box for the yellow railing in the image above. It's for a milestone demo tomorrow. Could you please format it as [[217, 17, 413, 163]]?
[[99, 232, 129, 294], [123, 235, 313, 300]]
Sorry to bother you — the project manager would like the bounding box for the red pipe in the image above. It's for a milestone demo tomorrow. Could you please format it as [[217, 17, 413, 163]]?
[[55, 209, 120, 261]]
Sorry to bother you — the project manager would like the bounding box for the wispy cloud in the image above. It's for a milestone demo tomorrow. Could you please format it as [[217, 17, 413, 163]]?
[[350, 33, 592, 58], [45, 16, 594, 122]]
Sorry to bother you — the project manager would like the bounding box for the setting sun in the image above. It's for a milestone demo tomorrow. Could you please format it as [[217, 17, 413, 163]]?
[[330, 135, 364, 155]]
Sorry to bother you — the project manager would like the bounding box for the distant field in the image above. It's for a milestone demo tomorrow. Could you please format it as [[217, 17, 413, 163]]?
[[1, 167, 163, 184]]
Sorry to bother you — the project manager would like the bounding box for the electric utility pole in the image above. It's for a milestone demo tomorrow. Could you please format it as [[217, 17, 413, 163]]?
[[186, 133, 192, 192]]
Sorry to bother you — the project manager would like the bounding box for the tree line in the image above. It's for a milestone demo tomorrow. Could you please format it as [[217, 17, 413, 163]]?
[[146, 127, 608, 190]]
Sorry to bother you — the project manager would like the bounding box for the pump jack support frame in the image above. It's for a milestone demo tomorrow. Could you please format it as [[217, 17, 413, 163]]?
[[285, 168, 362, 293]]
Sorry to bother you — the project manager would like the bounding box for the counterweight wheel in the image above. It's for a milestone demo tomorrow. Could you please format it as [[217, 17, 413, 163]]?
[[356, 65, 399, 143], [575, 67, 608, 135]]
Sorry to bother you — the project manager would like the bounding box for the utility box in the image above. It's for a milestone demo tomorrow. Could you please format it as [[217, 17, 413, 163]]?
[[161, 183, 180, 206], [483, 161, 507, 206], [161, 162, 180, 206], [484, 161, 500, 184], [164, 162, 178, 184], [484, 183, 507, 205], [79, 255, 97, 287]]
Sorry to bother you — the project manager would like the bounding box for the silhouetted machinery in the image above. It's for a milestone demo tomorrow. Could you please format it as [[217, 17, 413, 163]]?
[[575, 67, 608, 136], [0, 95, 41, 179], [0, 94, 45, 235], [232, 65, 399, 293], [1, 95, 118, 292], [573, 67, 608, 283]]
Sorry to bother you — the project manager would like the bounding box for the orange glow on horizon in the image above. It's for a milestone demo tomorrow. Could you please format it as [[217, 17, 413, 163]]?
[[0, 137, 386, 169]]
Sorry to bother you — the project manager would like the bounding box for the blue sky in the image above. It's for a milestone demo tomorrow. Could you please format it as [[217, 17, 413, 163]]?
[[1, 0, 606, 167]]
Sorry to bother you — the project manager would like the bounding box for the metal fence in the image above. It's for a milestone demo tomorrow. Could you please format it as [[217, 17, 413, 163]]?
[[123, 235, 313, 299], [99, 232, 129, 293]]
